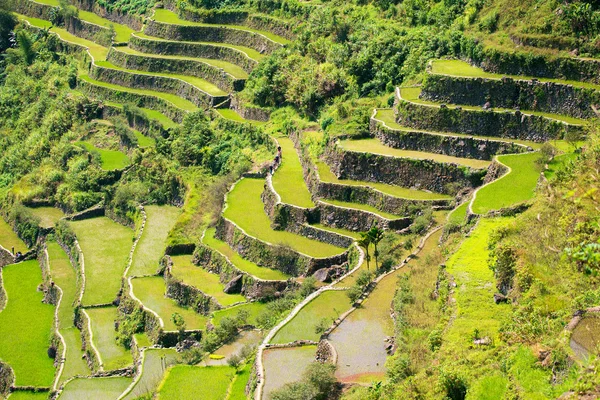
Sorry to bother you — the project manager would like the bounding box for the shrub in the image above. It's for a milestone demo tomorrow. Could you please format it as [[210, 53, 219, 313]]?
[[438, 369, 468, 400]]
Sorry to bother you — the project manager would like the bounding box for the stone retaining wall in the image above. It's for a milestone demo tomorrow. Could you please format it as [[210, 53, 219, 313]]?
[[101, 104, 168, 137], [317, 201, 411, 231], [89, 64, 228, 108], [129, 35, 257, 74], [77, 310, 101, 371], [9, 0, 53, 20], [324, 142, 486, 194], [0, 361, 13, 398], [229, 95, 272, 122], [371, 118, 529, 161], [107, 48, 245, 93], [73, 0, 144, 31], [65, 16, 112, 47], [79, 79, 187, 123], [214, 217, 349, 277], [422, 74, 599, 119], [396, 96, 584, 143], [0, 247, 15, 269], [164, 272, 221, 315], [145, 20, 281, 55]]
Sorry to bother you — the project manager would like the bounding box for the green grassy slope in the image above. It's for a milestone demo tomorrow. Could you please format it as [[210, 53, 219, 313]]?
[[272, 137, 315, 208], [0, 217, 27, 254]]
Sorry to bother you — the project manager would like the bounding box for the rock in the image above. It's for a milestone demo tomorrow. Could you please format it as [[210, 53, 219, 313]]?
[[223, 275, 243, 294], [493, 293, 509, 304], [473, 337, 491, 346], [176, 338, 200, 352], [313, 268, 331, 283]]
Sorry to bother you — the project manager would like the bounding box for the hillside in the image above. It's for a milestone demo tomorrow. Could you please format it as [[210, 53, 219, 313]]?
[[0, 0, 598, 399]]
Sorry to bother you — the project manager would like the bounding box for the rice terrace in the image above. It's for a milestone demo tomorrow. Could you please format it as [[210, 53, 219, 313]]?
[[0, 0, 599, 399]]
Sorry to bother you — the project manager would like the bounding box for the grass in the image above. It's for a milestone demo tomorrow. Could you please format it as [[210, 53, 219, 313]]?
[[152, 9, 291, 45], [85, 306, 133, 371], [116, 47, 248, 78], [27, 207, 65, 229], [133, 130, 155, 148], [129, 205, 181, 277], [170, 255, 246, 307], [262, 345, 316, 398], [448, 201, 469, 225], [157, 365, 236, 400], [134, 32, 264, 61], [430, 59, 600, 91], [471, 152, 541, 214], [131, 276, 208, 331], [123, 348, 178, 400], [320, 199, 403, 221], [272, 290, 352, 344], [203, 228, 290, 280], [0, 217, 27, 254], [339, 138, 491, 169], [400, 87, 586, 126], [134, 333, 152, 348], [60, 327, 90, 383], [76, 141, 130, 170], [59, 376, 132, 400], [272, 137, 315, 208], [95, 60, 227, 96], [228, 363, 252, 400], [0, 261, 55, 387], [211, 302, 268, 326], [69, 217, 133, 306], [315, 160, 451, 200], [79, 74, 198, 112], [6, 392, 50, 399], [215, 108, 266, 125], [544, 152, 578, 180], [374, 108, 542, 150], [16, 14, 108, 61], [309, 223, 361, 240], [223, 178, 346, 258]]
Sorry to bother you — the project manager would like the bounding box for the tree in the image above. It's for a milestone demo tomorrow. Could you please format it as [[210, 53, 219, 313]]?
[[358, 232, 372, 271], [0, 10, 17, 53], [172, 312, 186, 341], [368, 225, 385, 271]]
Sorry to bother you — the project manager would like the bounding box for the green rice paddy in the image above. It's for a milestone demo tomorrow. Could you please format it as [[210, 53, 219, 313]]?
[[320, 199, 402, 221], [272, 290, 352, 344], [215, 108, 266, 125], [430, 59, 600, 91], [69, 217, 133, 306], [400, 87, 586, 126], [76, 142, 130, 171], [131, 276, 208, 330], [123, 348, 178, 400], [448, 201, 469, 225], [339, 138, 492, 169], [211, 302, 268, 326], [85, 306, 133, 371], [471, 152, 541, 214], [262, 345, 316, 398], [60, 327, 90, 383], [7, 392, 50, 399], [315, 160, 451, 200], [27, 207, 65, 229], [203, 228, 290, 280], [130, 205, 181, 277], [272, 137, 315, 208], [152, 9, 291, 45], [223, 178, 346, 258], [170, 255, 246, 307], [228, 363, 252, 400], [157, 365, 236, 399], [0, 261, 55, 387], [59, 376, 132, 400], [0, 217, 27, 254], [133, 130, 155, 148]]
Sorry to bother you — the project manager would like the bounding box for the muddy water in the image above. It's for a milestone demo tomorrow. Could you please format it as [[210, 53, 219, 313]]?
[[262, 345, 317, 398], [570, 315, 600, 358], [204, 330, 263, 366]]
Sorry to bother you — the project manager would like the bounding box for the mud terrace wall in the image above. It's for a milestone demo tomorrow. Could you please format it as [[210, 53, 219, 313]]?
[[396, 98, 584, 143], [214, 217, 349, 277], [229, 95, 272, 122], [145, 20, 281, 55], [89, 64, 228, 108], [193, 244, 290, 300], [107, 48, 245, 93], [422, 74, 600, 119], [371, 118, 528, 161], [129, 35, 257, 74], [79, 79, 187, 123], [324, 142, 486, 194]]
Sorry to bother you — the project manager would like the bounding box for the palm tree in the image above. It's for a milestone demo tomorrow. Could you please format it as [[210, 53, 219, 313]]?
[[358, 232, 371, 271], [368, 225, 384, 271]]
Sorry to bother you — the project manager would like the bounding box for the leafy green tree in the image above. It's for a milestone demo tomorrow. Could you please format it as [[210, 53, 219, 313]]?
[[358, 232, 372, 271], [368, 225, 384, 271], [0, 9, 16, 53]]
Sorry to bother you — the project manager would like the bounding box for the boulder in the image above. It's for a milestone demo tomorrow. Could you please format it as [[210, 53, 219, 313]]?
[[224, 275, 243, 294], [493, 293, 508, 304], [313, 268, 331, 283]]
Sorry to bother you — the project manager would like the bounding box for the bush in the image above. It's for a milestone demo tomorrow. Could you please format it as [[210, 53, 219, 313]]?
[[438, 369, 468, 400]]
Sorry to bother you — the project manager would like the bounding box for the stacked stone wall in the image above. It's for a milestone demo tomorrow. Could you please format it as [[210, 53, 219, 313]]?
[[230, 95, 272, 122]]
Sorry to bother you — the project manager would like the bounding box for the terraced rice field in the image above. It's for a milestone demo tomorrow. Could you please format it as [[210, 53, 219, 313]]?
[[320, 199, 403, 221], [133, 130, 155, 148], [207, 330, 262, 365], [448, 201, 469, 225], [69, 217, 133, 305], [212, 302, 268, 327], [76, 142, 130, 171], [400, 87, 586, 126], [85, 306, 133, 371], [59, 376, 132, 400], [130, 205, 181, 277], [262, 345, 316, 398], [170, 255, 246, 307], [122, 348, 178, 400], [202, 228, 290, 280], [309, 224, 361, 240], [131, 276, 208, 330], [315, 160, 450, 200], [339, 138, 492, 169], [27, 207, 65, 229], [215, 108, 266, 125], [0, 261, 55, 387], [272, 137, 315, 208], [223, 178, 346, 258], [157, 365, 237, 399], [0, 217, 27, 254], [471, 152, 541, 214], [272, 290, 352, 344]]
